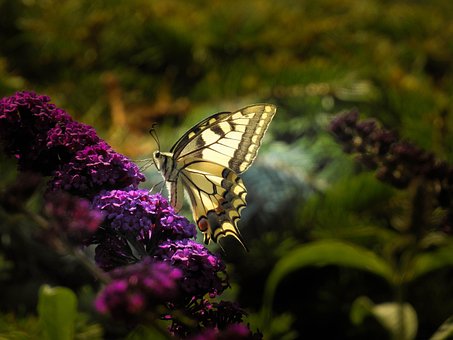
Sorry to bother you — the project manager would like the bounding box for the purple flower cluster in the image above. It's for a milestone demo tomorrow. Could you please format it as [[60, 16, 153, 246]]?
[[156, 239, 228, 298], [0, 91, 145, 194], [0, 92, 71, 173], [95, 258, 182, 321], [329, 110, 452, 189], [329, 110, 453, 233], [169, 300, 253, 338], [49, 142, 145, 197], [89, 190, 244, 336], [1, 91, 260, 338], [188, 324, 258, 340], [91, 190, 198, 270], [92, 190, 195, 238]]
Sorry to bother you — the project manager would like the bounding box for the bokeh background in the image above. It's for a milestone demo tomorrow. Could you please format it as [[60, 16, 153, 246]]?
[[1, 0, 453, 339]]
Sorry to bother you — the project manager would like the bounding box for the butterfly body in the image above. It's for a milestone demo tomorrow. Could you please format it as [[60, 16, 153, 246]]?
[[153, 104, 276, 248]]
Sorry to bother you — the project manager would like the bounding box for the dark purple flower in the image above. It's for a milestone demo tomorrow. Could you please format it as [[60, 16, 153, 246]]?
[[169, 299, 254, 339], [155, 239, 228, 298], [94, 232, 137, 271], [91, 190, 196, 270], [95, 258, 182, 321], [48, 142, 145, 197], [188, 323, 258, 340], [47, 120, 100, 157], [0, 91, 72, 174], [92, 189, 195, 239], [329, 110, 453, 233], [45, 192, 104, 244]]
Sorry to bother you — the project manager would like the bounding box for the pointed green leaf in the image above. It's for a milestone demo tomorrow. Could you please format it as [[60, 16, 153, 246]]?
[[262, 240, 394, 320], [38, 285, 77, 340], [126, 324, 168, 340], [410, 246, 453, 282]]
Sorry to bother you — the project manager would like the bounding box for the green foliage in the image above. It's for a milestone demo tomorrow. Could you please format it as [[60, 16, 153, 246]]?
[[38, 285, 77, 340], [1, 0, 453, 338], [351, 297, 418, 340], [430, 316, 453, 340], [126, 324, 168, 340], [0, 286, 102, 340], [262, 240, 394, 318]]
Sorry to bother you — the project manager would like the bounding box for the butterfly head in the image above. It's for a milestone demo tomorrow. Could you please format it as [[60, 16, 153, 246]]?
[[152, 151, 175, 178], [152, 150, 163, 171]]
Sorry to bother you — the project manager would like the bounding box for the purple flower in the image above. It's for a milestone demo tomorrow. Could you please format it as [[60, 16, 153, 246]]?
[[45, 192, 104, 244], [0, 91, 72, 174], [188, 323, 258, 340], [95, 258, 182, 321], [329, 110, 452, 188], [169, 299, 255, 339], [47, 120, 100, 155], [91, 190, 196, 270], [94, 233, 137, 271], [155, 239, 228, 298], [92, 189, 195, 238], [48, 142, 145, 197]]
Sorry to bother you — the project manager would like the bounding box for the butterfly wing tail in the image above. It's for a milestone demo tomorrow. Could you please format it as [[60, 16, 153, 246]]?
[[181, 161, 248, 250]]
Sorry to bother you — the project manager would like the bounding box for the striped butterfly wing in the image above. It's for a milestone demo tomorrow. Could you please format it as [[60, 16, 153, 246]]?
[[171, 104, 277, 174], [170, 104, 276, 247], [179, 159, 248, 248]]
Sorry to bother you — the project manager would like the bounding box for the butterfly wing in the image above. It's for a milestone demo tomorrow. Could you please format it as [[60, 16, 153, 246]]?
[[166, 104, 276, 247], [179, 159, 248, 248], [171, 104, 276, 174]]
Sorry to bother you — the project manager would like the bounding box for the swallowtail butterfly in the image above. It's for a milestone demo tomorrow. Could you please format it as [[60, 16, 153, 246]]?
[[152, 104, 276, 249]]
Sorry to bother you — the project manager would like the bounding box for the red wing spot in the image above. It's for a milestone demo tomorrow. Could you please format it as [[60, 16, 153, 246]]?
[[198, 217, 210, 232]]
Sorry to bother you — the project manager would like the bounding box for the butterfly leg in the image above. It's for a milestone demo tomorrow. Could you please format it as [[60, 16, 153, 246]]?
[[149, 180, 164, 193]]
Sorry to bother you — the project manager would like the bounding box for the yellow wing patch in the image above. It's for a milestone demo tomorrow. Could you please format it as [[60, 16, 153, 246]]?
[[180, 159, 248, 249], [155, 104, 276, 249]]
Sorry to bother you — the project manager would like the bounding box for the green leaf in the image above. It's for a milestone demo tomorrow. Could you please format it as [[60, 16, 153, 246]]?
[[262, 240, 394, 321], [351, 297, 418, 340], [38, 285, 77, 340], [410, 246, 453, 282], [430, 316, 453, 340], [126, 324, 168, 340]]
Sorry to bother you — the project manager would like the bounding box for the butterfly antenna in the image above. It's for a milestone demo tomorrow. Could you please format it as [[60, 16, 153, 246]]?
[[149, 123, 161, 150]]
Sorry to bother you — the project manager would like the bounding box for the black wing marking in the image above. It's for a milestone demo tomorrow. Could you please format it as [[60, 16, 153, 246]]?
[[171, 104, 276, 174], [179, 159, 248, 249]]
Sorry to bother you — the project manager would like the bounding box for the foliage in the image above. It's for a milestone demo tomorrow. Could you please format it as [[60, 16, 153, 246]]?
[[1, 0, 453, 339]]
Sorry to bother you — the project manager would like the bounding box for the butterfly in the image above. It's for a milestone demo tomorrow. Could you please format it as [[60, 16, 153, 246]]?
[[152, 104, 276, 249]]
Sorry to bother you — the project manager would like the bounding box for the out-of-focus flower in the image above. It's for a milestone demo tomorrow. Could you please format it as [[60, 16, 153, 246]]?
[[329, 110, 453, 233], [329, 110, 452, 190], [48, 142, 145, 197], [95, 258, 182, 320], [45, 192, 104, 244], [155, 239, 228, 298]]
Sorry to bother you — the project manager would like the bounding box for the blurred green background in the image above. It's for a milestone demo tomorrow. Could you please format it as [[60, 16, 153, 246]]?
[[1, 0, 453, 339]]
